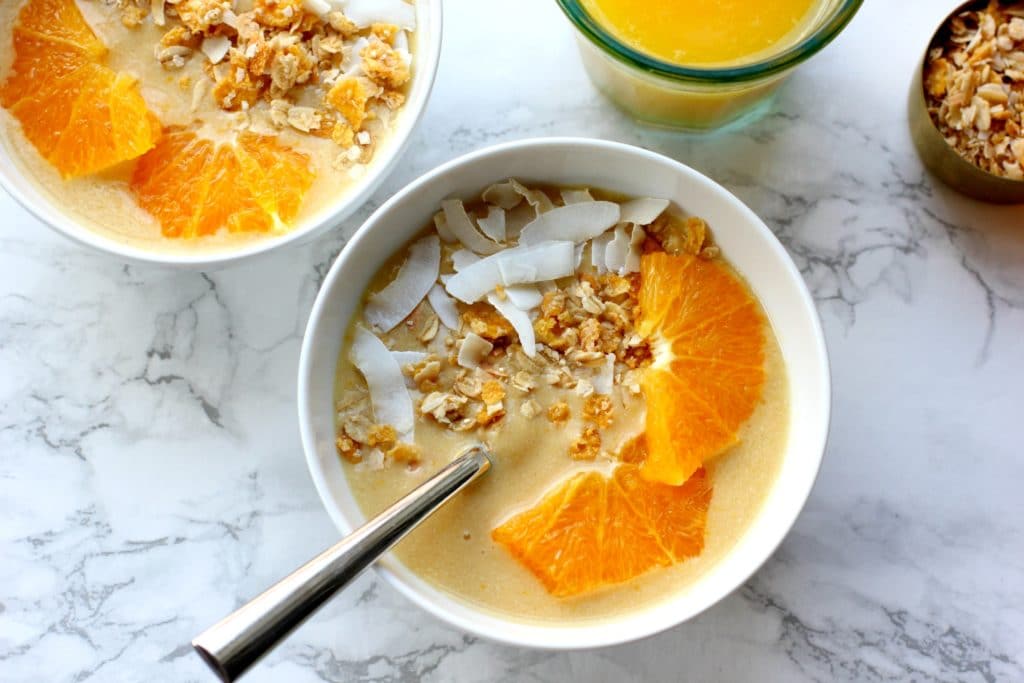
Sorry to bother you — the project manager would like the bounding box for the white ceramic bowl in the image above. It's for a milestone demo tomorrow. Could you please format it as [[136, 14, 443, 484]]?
[[0, 1, 441, 269], [298, 138, 830, 649]]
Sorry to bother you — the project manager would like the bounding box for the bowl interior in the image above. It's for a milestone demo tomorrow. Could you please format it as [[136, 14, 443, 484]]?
[[298, 138, 830, 649], [0, 0, 441, 269]]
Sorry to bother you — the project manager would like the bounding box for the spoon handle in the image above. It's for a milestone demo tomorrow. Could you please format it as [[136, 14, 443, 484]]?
[[192, 445, 491, 682]]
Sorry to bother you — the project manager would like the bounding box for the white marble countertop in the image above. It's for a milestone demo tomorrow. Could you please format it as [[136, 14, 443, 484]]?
[[2, 0, 1023, 680]]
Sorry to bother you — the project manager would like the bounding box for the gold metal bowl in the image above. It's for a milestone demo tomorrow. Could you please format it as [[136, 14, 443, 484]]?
[[908, 0, 1024, 204]]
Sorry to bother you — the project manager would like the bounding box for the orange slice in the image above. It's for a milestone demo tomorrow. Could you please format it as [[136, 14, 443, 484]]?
[[637, 252, 766, 485], [1, 0, 159, 177], [130, 130, 314, 238], [492, 463, 712, 598]]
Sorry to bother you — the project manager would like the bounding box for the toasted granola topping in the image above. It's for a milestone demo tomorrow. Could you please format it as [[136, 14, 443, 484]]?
[[336, 434, 362, 463], [386, 441, 420, 464], [360, 36, 411, 89], [568, 426, 601, 461], [925, 1, 1024, 179], [582, 394, 614, 428], [547, 401, 571, 425]]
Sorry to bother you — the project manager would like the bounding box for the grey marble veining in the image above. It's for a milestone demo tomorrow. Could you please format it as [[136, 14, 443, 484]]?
[[2, 0, 1023, 681]]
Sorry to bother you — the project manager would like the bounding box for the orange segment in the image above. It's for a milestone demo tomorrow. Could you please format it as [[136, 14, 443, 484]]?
[[0, 29, 92, 107], [130, 130, 313, 238], [16, 0, 106, 57], [1, 0, 159, 177], [492, 463, 712, 598], [637, 252, 766, 485]]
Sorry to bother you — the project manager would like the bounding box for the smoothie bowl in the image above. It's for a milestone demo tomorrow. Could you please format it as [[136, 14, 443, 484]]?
[[0, 0, 440, 268], [298, 138, 830, 648]]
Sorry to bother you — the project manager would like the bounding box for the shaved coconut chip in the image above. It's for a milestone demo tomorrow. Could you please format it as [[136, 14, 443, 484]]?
[[343, 0, 416, 29], [504, 284, 543, 310], [221, 7, 238, 28], [445, 241, 575, 303], [625, 226, 646, 274], [458, 333, 493, 369], [537, 280, 558, 294], [450, 249, 480, 271], [593, 354, 615, 395], [510, 179, 555, 214], [433, 211, 456, 243], [605, 224, 630, 274], [476, 206, 506, 242], [518, 201, 621, 246], [350, 326, 414, 436], [495, 240, 576, 289], [201, 35, 231, 64], [619, 198, 670, 225], [438, 273, 453, 285], [504, 202, 535, 241], [482, 181, 523, 209], [151, 0, 166, 26], [394, 30, 409, 52], [364, 235, 440, 332], [427, 284, 460, 330], [301, 0, 330, 18], [392, 350, 428, 366], [345, 36, 369, 75], [488, 293, 537, 357], [442, 200, 501, 255], [591, 232, 612, 274], [574, 243, 585, 269], [561, 188, 594, 204]]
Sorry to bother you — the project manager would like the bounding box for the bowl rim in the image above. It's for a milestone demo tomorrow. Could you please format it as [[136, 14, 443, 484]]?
[[0, 0, 443, 270], [555, 0, 863, 84], [297, 136, 832, 649]]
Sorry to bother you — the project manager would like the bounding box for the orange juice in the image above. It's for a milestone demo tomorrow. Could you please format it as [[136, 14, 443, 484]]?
[[580, 0, 821, 66]]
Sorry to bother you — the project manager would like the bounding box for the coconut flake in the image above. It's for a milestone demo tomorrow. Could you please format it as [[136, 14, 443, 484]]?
[[625, 226, 646, 274], [510, 179, 554, 214], [619, 198, 670, 225], [364, 235, 440, 332], [345, 36, 369, 76], [445, 241, 575, 303], [561, 188, 594, 204], [350, 326, 414, 436], [605, 224, 630, 274], [504, 284, 543, 310], [201, 35, 231, 64], [450, 249, 480, 271], [427, 284, 460, 330], [394, 30, 410, 52], [488, 293, 537, 357], [574, 243, 585, 269], [151, 0, 166, 26], [593, 354, 615, 395], [301, 0, 330, 18], [518, 201, 621, 246], [591, 232, 612, 273], [392, 350, 428, 366], [442, 200, 501, 255], [495, 241, 576, 287], [476, 206, 506, 243], [482, 181, 523, 209], [433, 211, 456, 243], [458, 333, 494, 369], [342, 0, 416, 30]]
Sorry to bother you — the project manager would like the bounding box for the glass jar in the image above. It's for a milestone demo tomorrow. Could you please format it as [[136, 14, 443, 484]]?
[[556, 0, 863, 130]]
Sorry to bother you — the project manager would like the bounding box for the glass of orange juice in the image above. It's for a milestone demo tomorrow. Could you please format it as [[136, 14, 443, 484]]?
[[557, 0, 862, 130]]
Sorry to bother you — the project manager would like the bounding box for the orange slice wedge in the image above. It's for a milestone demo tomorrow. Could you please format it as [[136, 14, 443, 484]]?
[[0, 0, 159, 177], [637, 252, 766, 485], [130, 129, 314, 238], [492, 462, 712, 598]]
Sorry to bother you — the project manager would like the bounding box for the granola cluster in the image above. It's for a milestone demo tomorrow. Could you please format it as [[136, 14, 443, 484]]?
[[925, 0, 1024, 179], [334, 186, 722, 468], [104, 0, 413, 168]]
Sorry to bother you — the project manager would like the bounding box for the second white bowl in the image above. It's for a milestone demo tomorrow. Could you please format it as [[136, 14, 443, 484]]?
[[298, 137, 830, 649]]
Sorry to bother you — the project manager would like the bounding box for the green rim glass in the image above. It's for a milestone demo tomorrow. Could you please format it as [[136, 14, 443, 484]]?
[[555, 0, 864, 84]]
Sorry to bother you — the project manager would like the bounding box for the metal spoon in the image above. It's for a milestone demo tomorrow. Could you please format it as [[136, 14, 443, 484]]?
[[191, 445, 492, 682]]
